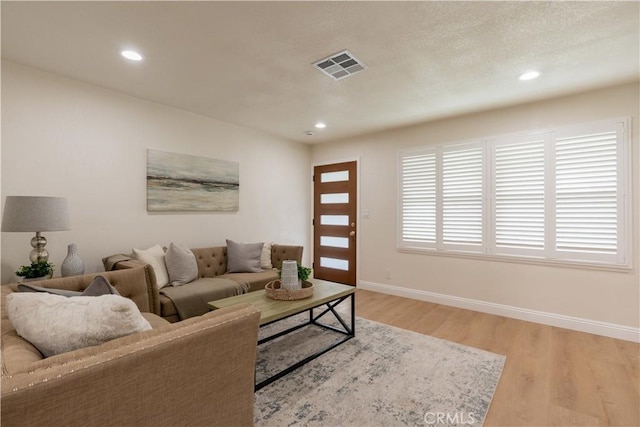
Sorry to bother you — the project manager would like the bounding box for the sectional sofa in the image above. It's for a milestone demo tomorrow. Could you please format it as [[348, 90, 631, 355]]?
[[104, 243, 303, 322], [1, 265, 260, 427]]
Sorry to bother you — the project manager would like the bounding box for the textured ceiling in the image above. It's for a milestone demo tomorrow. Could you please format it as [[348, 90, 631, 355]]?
[[2, 1, 638, 143]]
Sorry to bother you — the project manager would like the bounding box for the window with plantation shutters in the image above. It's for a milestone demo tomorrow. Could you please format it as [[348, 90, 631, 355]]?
[[398, 118, 630, 269]]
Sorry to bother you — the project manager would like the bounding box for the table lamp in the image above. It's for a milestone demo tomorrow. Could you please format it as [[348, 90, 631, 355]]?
[[1, 196, 70, 263]]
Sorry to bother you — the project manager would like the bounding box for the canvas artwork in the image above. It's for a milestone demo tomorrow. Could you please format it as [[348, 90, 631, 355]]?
[[147, 149, 239, 212]]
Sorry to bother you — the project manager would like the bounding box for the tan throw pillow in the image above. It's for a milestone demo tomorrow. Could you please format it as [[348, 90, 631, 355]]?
[[7, 293, 152, 357], [226, 239, 263, 273], [132, 244, 169, 289], [165, 243, 198, 286]]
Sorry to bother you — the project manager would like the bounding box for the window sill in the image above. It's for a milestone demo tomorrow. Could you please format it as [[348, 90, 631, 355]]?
[[396, 246, 632, 273]]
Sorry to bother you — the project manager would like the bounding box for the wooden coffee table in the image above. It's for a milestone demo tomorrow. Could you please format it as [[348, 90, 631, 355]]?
[[208, 278, 356, 391]]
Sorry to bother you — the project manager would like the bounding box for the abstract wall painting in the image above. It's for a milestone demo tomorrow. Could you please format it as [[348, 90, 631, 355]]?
[[147, 149, 239, 212]]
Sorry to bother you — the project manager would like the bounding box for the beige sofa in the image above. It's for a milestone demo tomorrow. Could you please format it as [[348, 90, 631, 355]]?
[[105, 244, 303, 322], [1, 266, 260, 427]]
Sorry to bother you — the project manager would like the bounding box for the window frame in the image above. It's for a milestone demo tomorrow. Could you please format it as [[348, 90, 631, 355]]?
[[397, 117, 632, 270]]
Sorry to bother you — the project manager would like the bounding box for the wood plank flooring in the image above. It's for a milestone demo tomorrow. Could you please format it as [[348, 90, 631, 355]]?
[[354, 289, 640, 426]]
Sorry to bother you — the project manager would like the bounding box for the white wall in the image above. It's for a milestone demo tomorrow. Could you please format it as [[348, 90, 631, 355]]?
[[312, 82, 640, 334], [1, 61, 311, 283]]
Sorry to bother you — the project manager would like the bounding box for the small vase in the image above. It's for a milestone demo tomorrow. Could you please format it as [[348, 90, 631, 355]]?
[[281, 260, 300, 290], [61, 243, 85, 277]]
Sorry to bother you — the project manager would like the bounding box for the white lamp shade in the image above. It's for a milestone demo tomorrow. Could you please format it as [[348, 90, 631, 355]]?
[[1, 196, 70, 232]]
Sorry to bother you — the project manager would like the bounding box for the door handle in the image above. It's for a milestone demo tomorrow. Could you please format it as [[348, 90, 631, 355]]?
[[349, 231, 356, 237]]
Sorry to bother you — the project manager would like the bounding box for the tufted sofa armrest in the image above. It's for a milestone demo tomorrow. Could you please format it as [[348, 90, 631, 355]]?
[[271, 244, 303, 269], [108, 260, 161, 316]]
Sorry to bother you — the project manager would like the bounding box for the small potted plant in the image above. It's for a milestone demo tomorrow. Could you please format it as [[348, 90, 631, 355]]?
[[296, 264, 312, 282], [15, 260, 54, 282]]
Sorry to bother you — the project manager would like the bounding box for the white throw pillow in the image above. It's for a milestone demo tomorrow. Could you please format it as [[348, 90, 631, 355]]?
[[261, 242, 273, 269], [7, 293, 152, 357], [165, 242, 198, 286], [132, 244, 169, 289]]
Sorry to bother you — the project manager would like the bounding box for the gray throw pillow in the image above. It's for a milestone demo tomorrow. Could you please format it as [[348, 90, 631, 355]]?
[[165, 242, 198, 286], [17, 275, 120, 297], [226, 239, 264, 273], [81, 275, 121, 296]]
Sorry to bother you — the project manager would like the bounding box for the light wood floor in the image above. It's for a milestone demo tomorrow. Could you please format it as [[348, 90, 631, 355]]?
[[354, 289, 639, 427]]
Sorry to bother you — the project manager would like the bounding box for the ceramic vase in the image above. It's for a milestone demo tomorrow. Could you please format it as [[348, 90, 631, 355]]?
[[281, 260, 300, 290], [61, 243, 85, 277]]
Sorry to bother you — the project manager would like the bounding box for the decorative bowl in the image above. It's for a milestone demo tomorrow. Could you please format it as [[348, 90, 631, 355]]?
[[265, 280, 314, 300]]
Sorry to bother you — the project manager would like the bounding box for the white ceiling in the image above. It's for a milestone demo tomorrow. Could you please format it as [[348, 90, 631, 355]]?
[[2, 1, 638, 143]]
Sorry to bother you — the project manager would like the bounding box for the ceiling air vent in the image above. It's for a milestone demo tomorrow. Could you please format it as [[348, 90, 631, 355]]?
[[312, 50, 366, 81]]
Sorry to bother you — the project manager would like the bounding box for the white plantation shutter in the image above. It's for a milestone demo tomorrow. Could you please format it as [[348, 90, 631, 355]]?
[[399, 149, 436, 247], [441, 143, 484, 249], [398, 118, 629, 268], [554, 126, 620, 261], [493, 138, 545, 254]]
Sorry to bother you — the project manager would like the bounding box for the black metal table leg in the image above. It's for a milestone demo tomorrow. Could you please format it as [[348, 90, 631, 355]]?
[[255, 292, 355, 391]]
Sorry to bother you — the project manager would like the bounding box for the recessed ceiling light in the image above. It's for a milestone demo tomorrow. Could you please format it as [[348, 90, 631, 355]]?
[[121, 50, 143, 61], [314, 122, 326, 129], [519, 71, 540, 81]]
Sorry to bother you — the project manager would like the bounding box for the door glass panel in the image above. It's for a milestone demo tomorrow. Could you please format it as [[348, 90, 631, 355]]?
[[320, 257, 349, 271], [321, 170, 349, 183], [320, 236, 349, 248], [320, 215, 349, 226], [321, 193, 349, 204]]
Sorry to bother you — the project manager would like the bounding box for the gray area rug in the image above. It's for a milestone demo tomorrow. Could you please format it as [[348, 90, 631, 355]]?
[[254, 311, 505, 427]]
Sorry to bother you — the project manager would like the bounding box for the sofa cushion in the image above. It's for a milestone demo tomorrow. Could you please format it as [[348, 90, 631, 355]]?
[[159, 294, 179, 319], [160, 278, 248, 320], [7, 293, 152, 357], [226, 240, 263, 273], [1, 325, 44, 375], [133, 244, 169, 289], [219, 270, 279, 293], [165, 243, 198, 286]]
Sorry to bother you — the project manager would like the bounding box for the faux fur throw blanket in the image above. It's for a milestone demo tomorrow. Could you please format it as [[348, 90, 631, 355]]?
[[160, 278, 249, 320]]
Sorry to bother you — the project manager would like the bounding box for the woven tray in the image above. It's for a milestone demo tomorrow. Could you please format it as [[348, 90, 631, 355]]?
[[265, 280, 314, 301]]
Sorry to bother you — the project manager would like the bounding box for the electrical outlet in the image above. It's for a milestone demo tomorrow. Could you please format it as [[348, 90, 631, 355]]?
[[385, 269, 391, 279]]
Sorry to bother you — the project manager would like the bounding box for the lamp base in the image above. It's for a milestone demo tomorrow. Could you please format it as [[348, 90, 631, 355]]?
[[29, 232, 49, 263]]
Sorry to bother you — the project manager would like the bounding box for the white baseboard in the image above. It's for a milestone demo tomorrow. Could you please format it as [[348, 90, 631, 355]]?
[[359, 281, 640, 343]]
